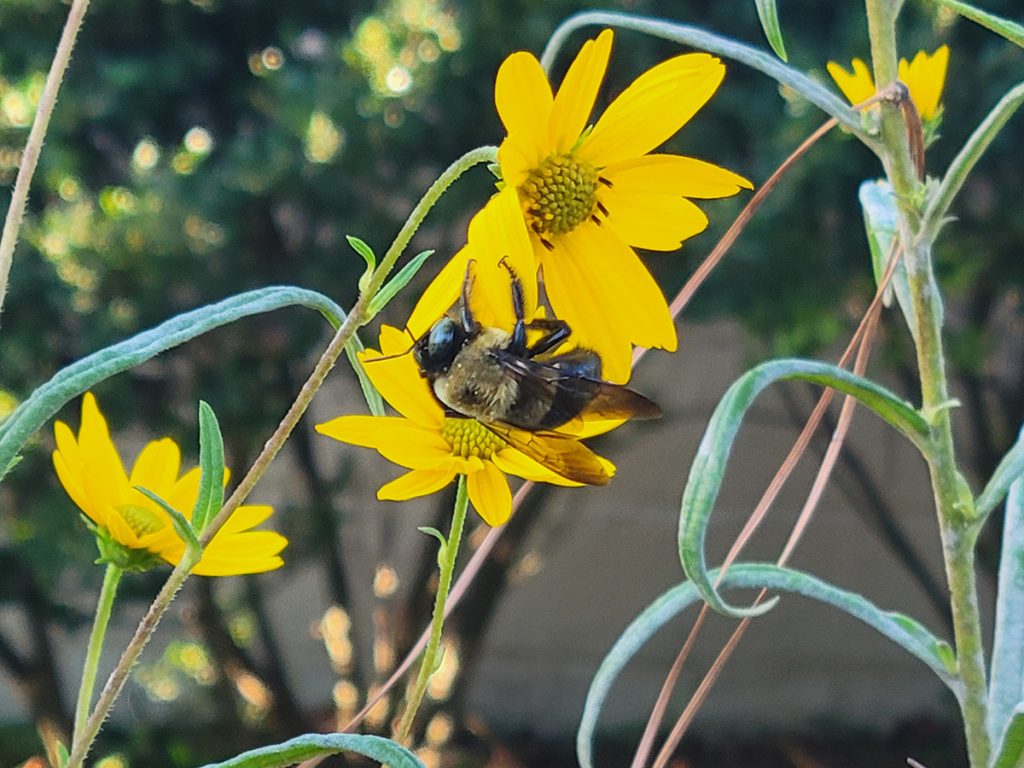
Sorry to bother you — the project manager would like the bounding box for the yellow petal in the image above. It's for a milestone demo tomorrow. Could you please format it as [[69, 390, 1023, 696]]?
[[78, 393, 130, 509], [462, 187, 538, 330], [901, 46, 947, 121], [377, 467, 456, 501], [316, 415, 452, 469], [603, 154, 752, 199], [129, 438, 181, 497], [406, 246, 469, 339], [598, 190, 709, 251], [190, 531, 288, 575], [360, 327, 444, 427], [165, 465, 201, 518], [52, 447, 97, 525], [581, 53, 725, 168], [492, 447, 584, 486], [467, 460, 512, 526], [549, 29, 613, 153], [495, 50, 554, 180], [221, 504, 275, 534], [827, 58, 876, 107]]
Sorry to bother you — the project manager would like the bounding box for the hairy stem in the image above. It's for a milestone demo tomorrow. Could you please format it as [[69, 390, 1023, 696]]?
[[396, 475, 469, 742], [64, 145, 495, 767], [865, 1, 990, 764], [0, 0, 90, 320], [71, 564, 122, 749]]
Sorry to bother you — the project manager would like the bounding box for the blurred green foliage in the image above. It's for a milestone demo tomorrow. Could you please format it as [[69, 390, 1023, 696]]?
[[0, 0, 1021, 764]]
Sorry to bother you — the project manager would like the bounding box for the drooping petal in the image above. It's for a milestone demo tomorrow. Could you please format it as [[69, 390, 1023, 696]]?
[[129, 438, 181, 497], [316, 415, 452, 469], [188, 531, 288, 576], [377, 467, 456, 501], [360, 326, 444, 427], [549, 29, 613, 153], [826, 58, 876, 107], [495, 50, 554, 182], [581, 53, 725, 168], [467, 461, 513, 526], [598, 189, 709, 251], [602, 154, 752, 199]]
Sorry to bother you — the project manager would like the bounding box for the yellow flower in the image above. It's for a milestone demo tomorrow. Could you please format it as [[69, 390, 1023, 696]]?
[[53, 393, 287, 575], [316, 324, 617, 527], [411, 29, 751, 383], [827, 46, 949, 121]]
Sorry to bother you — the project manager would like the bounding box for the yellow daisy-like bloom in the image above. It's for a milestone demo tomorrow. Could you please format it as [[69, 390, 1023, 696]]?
[[316, 325, 616, 527], [827, 45, 949, 121], [411, 29, 751, 383], [53, 393, 287, 575]]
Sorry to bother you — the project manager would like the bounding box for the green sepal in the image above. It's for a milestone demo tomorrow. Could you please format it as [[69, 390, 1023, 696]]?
[[366, 249, 435, 320], [135, 486, 203, 568], [87, 517, 163, 573], [197, 732, 425, 768], [754, 0, 788, 60], [192, 401, 226, 534], [347, 235, 377, 293]]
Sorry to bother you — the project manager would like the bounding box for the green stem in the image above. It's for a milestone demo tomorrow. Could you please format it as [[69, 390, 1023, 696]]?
[[864, 2, 990, 764], [0, 0, 90, 321], [64, 147, 494, 768], [71, 564, 122, 748], [396, 475, 469, 742], [540, 11, 877, 146]]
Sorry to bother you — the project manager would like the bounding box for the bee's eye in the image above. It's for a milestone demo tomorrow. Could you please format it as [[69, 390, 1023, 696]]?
[[414, 317, 462, 373]]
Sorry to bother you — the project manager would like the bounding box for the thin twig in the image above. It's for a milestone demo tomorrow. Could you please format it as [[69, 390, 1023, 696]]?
[[0, 0, 91, 320]]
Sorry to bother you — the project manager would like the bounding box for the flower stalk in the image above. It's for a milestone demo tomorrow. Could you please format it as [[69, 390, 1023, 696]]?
[[71, 564, 122, 749], [396, 474, 469, 743], [865, 0, 990, 763]]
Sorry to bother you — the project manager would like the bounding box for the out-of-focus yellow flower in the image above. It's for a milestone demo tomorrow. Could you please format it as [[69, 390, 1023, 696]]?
[[827, 46, 949, 121], [53, 393, 287, 575], [411, 29, 750, 383]]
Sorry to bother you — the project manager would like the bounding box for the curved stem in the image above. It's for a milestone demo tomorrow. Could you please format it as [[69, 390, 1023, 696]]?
[[0, 0, 90, 321], [71, 564, 121, 749], [540, 11, 877, 147], [64, 146, 495, 768], [922, 81, 1024, 238], [395, 474, 469, 742]]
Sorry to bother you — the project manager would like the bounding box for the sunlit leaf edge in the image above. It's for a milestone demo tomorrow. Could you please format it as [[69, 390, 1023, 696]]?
[[197, 732, 425, 768]]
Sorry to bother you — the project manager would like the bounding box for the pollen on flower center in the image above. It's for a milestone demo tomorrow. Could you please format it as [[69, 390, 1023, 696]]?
[[518, 153, 602, 237], [441, 417, 505, 459], [116, 503, 167, 537]]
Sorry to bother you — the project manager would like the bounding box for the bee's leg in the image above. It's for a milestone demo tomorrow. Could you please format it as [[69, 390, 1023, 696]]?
[[460, 259, 480, 335], [498, 255, 530, 355], [525, 319, 572, 358]]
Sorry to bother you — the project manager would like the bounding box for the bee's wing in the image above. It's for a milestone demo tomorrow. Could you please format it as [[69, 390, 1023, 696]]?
[[484, 422, 611, 486], [495, 353, 662, 423]]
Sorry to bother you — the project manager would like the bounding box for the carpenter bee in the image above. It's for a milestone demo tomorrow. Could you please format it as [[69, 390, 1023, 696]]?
[[410, 259, 661, 485]]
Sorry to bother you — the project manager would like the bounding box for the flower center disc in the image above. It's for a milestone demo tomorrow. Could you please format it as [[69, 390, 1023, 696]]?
[[441, 417, 504, 459], [117, 503, 167, 537], [518, 153, 599, 236]]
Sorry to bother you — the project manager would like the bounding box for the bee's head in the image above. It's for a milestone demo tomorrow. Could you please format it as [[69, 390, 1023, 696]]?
[[413, 317, 466, 376]]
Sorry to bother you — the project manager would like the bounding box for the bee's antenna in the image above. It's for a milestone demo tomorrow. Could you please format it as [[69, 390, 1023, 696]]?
[[364, 326, 418, 364]]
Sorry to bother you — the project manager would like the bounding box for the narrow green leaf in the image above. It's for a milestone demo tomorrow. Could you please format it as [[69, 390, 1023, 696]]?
[[928, 0, 1024, 49], [344, 334, 385, 417], [989, 461, 1024, 745], [754, 0, 788, 61], [136, 486, 202, 563], [347, 235, 377, 293], [193, 401, 226, 534], [679, 359, 929, 618], [977, 424, 1024, 519], [419, 525, 448, 564], [577, 563, 955, 768], [0, 286, 346, 480], [56, 740, 69, 768], [198, 733, 425, 768], [994, 706, 1024, 768], [859, 179, 920, 338], [367, 249, 435, 320]]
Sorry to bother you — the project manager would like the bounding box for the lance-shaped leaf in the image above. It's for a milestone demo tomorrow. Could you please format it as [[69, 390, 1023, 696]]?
[[198, 733, 425, 768], [754, 0, 787, 61], [0, 286, 346, 481], [679, 359, 930, 618], [926, 0, 1024, 49], [989, 464, 1024, 746], [192, 401, 226, 535], [577, 563, 956, 768], [994, 706, 1024, 768], [977, 424, 1024, 520], [367, 248, 435, 320], [136, 487, 202, 568]]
